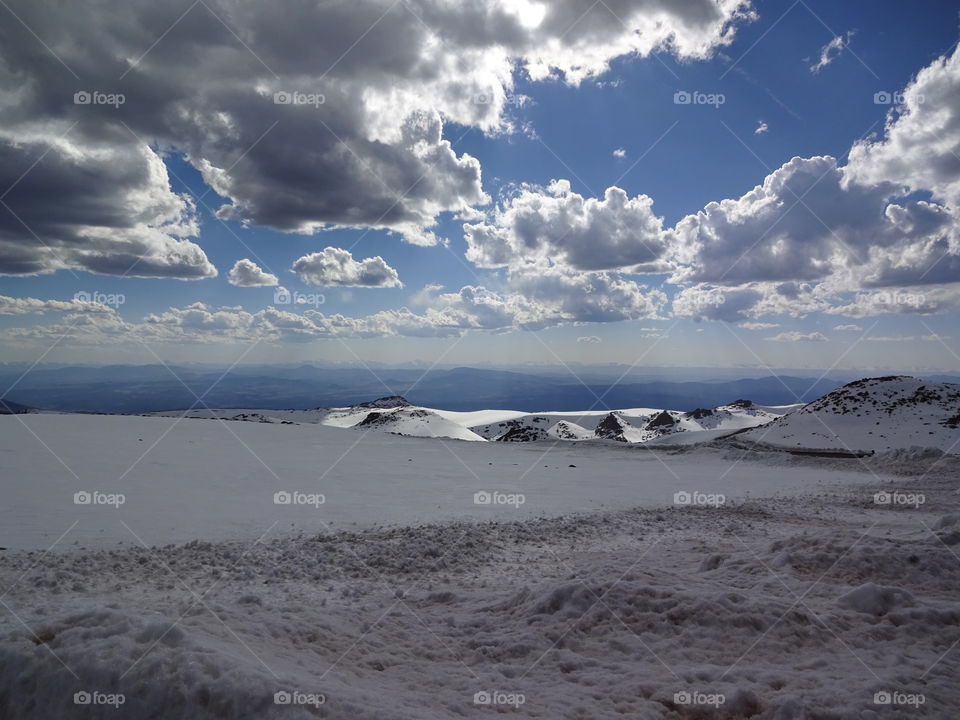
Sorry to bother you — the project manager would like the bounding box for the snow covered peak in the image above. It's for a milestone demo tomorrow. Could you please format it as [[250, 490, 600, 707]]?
[[739, 376, 960, 454], [355, 395, 411, 409]]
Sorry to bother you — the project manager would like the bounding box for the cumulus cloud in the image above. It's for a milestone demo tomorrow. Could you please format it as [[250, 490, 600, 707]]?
[[227, 259, 278, 287], [766, 331, 828, 342], [739, 321, 779, 330], [465, 179, 669, 272], [754, 120, 768, 134], [0, 138, 215, 279], [0, 294, 117, 315], [0, 0, 750, 276], [291, 248, 402, 288], [833, 324, 863, 331], [613, 148, 626, 158]]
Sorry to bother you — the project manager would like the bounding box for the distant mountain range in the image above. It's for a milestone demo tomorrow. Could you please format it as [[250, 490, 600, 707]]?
[[1, 363, 958, 415], [145, 376, 960, 454]]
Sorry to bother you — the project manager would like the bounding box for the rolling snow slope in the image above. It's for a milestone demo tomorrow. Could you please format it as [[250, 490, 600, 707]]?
[[739, 376, 960, 454]]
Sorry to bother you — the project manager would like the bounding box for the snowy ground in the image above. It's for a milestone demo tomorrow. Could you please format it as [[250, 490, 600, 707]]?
[[0, 413, 877, 550], [1, 414, 959, 718]]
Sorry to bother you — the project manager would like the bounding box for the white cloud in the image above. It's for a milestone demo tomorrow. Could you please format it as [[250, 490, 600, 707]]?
[[0, 295, 117, 315], [465, 179, 669, 272], [766, 331, 829, 342], [613, 148, 626, 158], [739, 321, 779, 330], [754, 120, 768, 134], [809, 32, 853, 74], [291, 248, 402, 288], [833, 324, 863, 331], [0, 0, 751, 276], [227, 259, 278, 287], [577, 335, 601, 343]]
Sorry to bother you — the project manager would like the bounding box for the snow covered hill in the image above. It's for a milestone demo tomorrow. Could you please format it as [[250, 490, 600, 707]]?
[[738, 376, 960, 454], [149, 396, 797, 445], [144, 377, 958, 454], [467, 400, 792, 444]]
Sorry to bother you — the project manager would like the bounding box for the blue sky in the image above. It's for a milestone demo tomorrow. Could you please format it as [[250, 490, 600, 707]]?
[[1, 0, 959, 371]]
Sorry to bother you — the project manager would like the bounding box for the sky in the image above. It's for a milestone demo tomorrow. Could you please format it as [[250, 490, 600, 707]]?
[[1, 0, 960, 372]]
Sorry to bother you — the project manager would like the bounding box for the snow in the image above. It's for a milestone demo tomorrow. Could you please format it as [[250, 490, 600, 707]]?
[[4, 379, 960, 719], [0, 413, 879, 550], [1, 439, 958, 718], [739, 376, 960, 454], [153, 398, 801, 446]]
